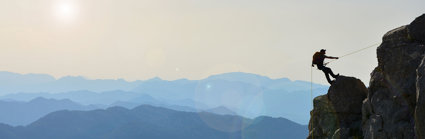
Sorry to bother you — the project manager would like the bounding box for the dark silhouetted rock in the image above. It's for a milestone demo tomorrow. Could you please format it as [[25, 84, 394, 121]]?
[[408, 14, 425, 43], [308, 76, 367, 139], [328, 76, 368, 114], [415, 14, 425, 139], [363, 14, 425, 139]]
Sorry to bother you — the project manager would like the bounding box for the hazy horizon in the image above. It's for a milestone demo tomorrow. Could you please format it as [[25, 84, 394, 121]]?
[[0, 0, 424, 85], [0, 70, 315, 83]]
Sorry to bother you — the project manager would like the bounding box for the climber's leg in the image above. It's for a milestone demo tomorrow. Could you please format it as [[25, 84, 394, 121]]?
[[321, 68, 333, 84], [327, 67, 339, 78]]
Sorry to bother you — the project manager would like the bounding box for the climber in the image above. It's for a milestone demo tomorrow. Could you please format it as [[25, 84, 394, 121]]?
[[312, 49, 340, 84]]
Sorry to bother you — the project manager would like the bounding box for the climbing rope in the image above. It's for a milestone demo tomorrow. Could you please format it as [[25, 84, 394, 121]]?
[[310, 66, 314, 139], [324, 42, 381, 66]]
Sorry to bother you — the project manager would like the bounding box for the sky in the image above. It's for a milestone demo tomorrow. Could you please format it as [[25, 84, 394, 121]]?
[[0, 0, 424, 85]]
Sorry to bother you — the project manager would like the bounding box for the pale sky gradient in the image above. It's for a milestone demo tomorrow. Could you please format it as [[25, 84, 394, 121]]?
[[0, 0, 424, 85]]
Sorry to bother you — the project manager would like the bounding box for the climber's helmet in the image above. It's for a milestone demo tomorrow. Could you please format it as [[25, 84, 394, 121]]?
[[320, 49, 326, 54]]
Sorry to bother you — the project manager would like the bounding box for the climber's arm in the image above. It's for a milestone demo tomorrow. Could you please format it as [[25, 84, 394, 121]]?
[[325, 56, 339, 59]]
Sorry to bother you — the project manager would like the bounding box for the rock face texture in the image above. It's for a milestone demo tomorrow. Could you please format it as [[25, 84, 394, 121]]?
[[362, 14, 425, 139], [416, 56, 425, 139], [414, 14, 425, 139], [308, 14, 425, 139], [308, 76, 367, 139]]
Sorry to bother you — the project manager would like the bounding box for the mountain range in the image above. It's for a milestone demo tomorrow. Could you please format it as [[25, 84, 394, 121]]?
[[0, 97, 240, 126], [0, 71, 142, 94], [0, 98, 98, 126], [0, 71, 328, 124], [0, 105, 308, 139]]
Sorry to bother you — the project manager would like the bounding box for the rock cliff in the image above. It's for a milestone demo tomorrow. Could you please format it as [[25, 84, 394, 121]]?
[[308, 76, 367, 139], [363, 14, 425, 139], [308, 14, 425, 139]]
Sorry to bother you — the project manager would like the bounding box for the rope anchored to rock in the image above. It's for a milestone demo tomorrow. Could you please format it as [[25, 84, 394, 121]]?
[[324, 43, 381, 66]]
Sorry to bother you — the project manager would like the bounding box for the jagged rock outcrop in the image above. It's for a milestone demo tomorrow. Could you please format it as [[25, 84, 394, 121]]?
[[362, 14, 425, 139], [308, 76, 367, 139]]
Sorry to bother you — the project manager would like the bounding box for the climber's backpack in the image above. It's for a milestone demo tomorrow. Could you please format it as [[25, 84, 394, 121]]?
[[312, 52, 321, 65]]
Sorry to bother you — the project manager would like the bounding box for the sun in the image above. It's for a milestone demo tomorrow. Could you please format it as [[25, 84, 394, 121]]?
[[54, 2, 78, 22]]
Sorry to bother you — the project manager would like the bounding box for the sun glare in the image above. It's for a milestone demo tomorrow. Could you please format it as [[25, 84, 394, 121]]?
[[54, 2, 78, 22]]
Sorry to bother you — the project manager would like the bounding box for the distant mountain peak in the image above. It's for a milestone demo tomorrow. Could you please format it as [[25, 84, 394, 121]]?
[[29, 97, 75, 104], [106, 106, 129, 111], [29, 97, 57, 103], [148, 77, 163, 81], [207, 72, 270, 79], [58, 76, 87, 80], [205, 106, 237, 116]]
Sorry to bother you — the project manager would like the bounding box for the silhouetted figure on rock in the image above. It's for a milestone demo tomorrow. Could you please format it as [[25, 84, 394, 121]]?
[[312, 49, 339, 84]]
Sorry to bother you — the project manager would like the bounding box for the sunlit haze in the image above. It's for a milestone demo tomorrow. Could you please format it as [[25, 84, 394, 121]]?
[[0, 0, 424, 85]]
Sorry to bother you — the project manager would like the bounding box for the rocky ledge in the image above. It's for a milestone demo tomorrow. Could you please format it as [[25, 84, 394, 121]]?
[[308, 76, 367, 139]]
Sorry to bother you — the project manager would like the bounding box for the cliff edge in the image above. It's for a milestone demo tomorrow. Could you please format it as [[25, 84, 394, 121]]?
[[308, 76, 367, 139]]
